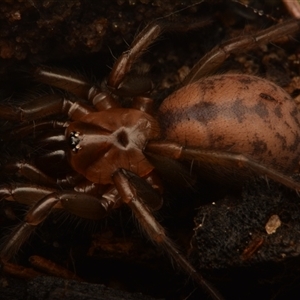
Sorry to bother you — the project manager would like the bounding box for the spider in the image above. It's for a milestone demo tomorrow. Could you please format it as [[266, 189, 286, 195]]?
[[1, 17, 300, 300]]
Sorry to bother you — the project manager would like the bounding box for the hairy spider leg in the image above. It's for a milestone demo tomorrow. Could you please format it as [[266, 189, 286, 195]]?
[[183, 18, 300, 84], [146, 141, 300, 191]]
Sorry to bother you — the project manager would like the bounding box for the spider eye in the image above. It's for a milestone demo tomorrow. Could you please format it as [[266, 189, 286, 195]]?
[[69, 131, 81, 152]]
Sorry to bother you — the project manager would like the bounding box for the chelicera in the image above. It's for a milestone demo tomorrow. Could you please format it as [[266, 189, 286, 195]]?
[[1, 18, 300, 300]]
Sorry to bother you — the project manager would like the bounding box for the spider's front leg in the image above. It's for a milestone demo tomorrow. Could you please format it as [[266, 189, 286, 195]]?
[[0, 184, 121, 261], [32, 23, 159, 113], [0, 93, 95, 123]]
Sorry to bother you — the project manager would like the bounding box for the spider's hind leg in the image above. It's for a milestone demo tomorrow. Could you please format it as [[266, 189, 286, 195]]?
[[112, 168, 224, 300]]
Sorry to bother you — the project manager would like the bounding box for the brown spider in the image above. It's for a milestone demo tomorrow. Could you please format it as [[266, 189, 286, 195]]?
[[1, 18, 300, 300]]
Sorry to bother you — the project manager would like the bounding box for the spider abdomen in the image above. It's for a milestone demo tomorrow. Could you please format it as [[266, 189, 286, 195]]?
[[158, 74, 300, 174]]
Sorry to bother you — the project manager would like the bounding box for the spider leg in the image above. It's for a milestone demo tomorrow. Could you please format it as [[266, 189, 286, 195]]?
[[3, 161, 59, 187], [0, 94, 95, 122], [34, 66, 94, 99], [35, 66, 121, 111], [112, 168, 224, 300], [2, 156, 81, 188], [183, 18, 300, 84], [35, 19, 211, 101], [0, 189, 120, 261], [33, 19, 214, 114], [0, 120, 67, 140], [35, 66, 154, 113], [0, 183, 56, 205], [106, 18, 212, 91], [146, 141, 300, 191], [35, 65, 154, 112], [107, 23, 162, 90]]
